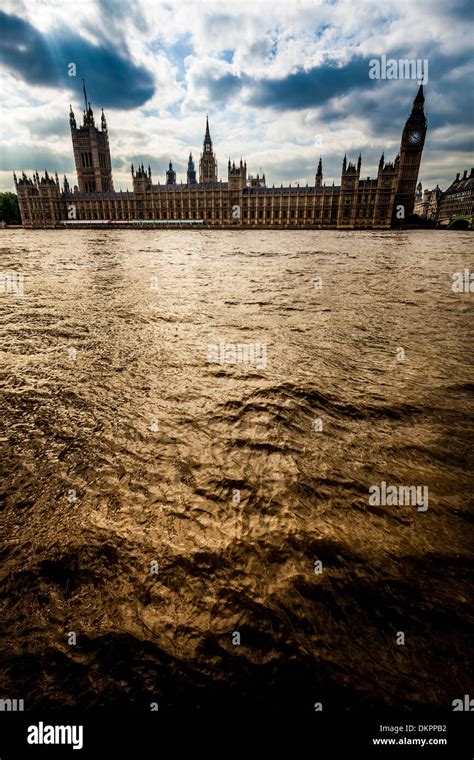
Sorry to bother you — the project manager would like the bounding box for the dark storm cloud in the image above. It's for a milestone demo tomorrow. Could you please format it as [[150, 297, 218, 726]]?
[[29, 118, 71, 138], [247, 42, 473, 121], [195, 57, 369, 108], [317, 81, 412, 133], [434, 0, 474, 19], [0, 11, 155, 109], [317, 45, 474, 135], [251, 58, 369, 110], [429, 138, 474, 154], [199, 72, 249, 102], [0, 144, 75, 173]]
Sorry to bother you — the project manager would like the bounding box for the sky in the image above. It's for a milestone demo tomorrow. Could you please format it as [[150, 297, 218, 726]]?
[[0, 0, 473, 193]]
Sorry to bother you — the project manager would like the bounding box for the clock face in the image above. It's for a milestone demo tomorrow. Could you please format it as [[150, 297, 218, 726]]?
[[408, 130, 421, 145]]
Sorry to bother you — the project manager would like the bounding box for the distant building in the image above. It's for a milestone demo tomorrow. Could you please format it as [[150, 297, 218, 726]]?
[[186, 153, 197, 185], [15, 86, 427, 229], [437, 169, 474, 226], [199, 116, 218, 184], [414, 182, 442, 220], [166, 161, 176, 186]]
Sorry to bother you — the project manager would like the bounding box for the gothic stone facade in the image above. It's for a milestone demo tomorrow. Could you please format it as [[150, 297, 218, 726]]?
[[414, 182, 442, 221], [15, 87, 427, 230], [437, 168, 474, 226]]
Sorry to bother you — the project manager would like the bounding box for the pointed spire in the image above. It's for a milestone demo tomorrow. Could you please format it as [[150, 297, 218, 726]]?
[[413, 83, 425, 111], [342, 154, 347, 172], [187, 152, 195, 184], [357, 153, 361, 171], [315, 157, 323, 187], [69, 104, 76, 129], [82, 78, 88, 113], [166, 161, 176, 185], [203, 114, 213, 155]]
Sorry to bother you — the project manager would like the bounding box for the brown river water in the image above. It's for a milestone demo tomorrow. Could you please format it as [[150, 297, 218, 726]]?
[[0, 229, 473, 713]]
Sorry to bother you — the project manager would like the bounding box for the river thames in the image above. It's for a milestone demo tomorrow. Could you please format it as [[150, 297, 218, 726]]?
[[1, 229, 472, 712]]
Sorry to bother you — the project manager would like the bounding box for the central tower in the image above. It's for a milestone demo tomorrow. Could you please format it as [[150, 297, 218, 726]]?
[[199, 116, 218, 183]]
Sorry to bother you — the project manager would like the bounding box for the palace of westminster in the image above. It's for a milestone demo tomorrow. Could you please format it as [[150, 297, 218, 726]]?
[[14, 85, 428, 229]]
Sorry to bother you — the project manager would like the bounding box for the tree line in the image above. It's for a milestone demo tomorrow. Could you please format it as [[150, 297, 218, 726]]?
[[0, 192, 21, 225]]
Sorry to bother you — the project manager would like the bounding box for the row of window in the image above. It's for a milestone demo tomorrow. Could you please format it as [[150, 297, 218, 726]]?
[[32, 206, 382, 219], [82, 180, 112, 192], [80, 152, 93, 168], [22, 208, 387, 223], [441, 199, 473, 209], [23, 200, 382, 217], [65, 211, 367, 222], [80, 151, 109, 168]]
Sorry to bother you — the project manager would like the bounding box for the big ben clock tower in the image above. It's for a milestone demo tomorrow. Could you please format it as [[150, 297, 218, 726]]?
[[394, 84, 427, 221]]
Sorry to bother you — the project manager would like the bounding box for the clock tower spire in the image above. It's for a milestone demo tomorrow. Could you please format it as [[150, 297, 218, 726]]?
[[394, 84, 427, 221], [199, 115, 218, 183]]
